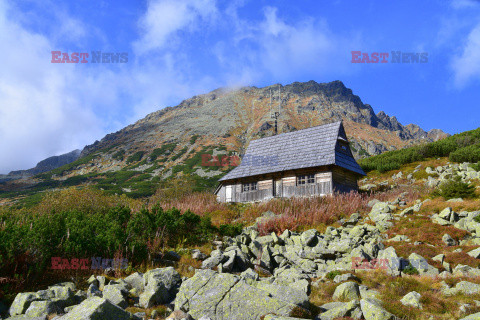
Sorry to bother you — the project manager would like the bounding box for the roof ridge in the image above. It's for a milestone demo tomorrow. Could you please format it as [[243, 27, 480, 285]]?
[[249, 120, 342, 144]]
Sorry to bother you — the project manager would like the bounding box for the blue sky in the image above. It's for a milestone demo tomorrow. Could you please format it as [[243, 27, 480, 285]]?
[[1, 0, 480, 172]]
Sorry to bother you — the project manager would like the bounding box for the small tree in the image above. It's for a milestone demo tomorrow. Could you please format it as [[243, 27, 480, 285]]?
[[434, 176, 476, 199]]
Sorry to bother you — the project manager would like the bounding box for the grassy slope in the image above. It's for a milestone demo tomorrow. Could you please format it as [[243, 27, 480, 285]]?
[[359, 126, 480, 173]]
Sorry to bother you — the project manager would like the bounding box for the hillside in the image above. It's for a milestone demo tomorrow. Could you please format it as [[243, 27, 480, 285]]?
[[359, 126, 480, 173], [1, 141, 480, 319], [0, 80, 448, 203], [0, 149, 81, 183], [79, 80, 447, 160]]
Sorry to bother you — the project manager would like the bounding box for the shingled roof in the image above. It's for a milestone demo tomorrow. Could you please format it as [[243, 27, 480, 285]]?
[[219, 121, 365, 181]]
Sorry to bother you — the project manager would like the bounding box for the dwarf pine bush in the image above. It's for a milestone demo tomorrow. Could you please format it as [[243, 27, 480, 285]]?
[[433, 176, 476, 199], [0, 203, 241, 280]]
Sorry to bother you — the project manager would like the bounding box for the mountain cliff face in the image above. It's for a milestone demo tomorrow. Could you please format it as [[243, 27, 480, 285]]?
[[81, 80, 447, 160], [0, 80, 449, 194]]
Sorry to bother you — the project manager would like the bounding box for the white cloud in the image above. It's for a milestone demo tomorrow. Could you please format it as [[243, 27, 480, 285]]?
[[134, 0, 217, 54], [451, 0, 480, 9], [212, 5, 360, 85], [451, 23, 480, 87], [0, 0, 122, 173]]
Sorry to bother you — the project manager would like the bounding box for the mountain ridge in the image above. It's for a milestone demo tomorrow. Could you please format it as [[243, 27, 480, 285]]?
[[80, 80, 448, 159], [0, 149, 81, 183], [0, 80, 449, 193]]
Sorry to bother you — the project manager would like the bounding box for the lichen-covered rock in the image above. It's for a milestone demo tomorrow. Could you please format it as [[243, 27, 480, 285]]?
[[460, 312, 480, 320], [376, 247, 402, 274], [201, 251, 226, 269], [102, 284, 128, 309], [453, 264, 480, 277], [332, 282, 361, 301], [33, 289, 54, 301], [360, 298, 396, 320], [400, 291, 422, 308], [57, 297, 133, 320], [333, 273, 360, 283], [253, 282, 309, 308], [431, 214, 452, 226], [455, 281, 480, 295], [96, 276, 108, 291], [53, 282, 76, 291], [139, 267, 182, 308], [442, 234, 456, 246], [300, 229, 318, 247], [123, 272, 144, 293], [467, 247, 480, 259], [74, 290, 87, 305], [439, 207, 453, 220], [45, 285, 75, 310], [316, 300, 361, 320], [24, 300, 63, 317], [86, 284, 102, 298], [408, 253, 438, 276], [370, 202, 393, 214], [87, 275, 99, 288], [9, 292, 39, 316], [192, 249, 208, 261], [273, 267, 309, 294], [174, 270, 309, 320]]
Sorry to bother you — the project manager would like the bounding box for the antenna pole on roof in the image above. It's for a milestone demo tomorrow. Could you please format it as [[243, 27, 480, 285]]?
[[271, 85, 280, 135], [269, 89, 272, 118]]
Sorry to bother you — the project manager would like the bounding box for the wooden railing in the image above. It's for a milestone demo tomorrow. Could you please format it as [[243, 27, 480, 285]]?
[[282, 181, 332, 198], [233, 181, 332, 202], [235, 189, 273, 202]]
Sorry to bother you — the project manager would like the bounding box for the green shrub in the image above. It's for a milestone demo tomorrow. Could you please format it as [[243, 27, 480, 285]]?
[[433, 176, 476, 199], [326, 270, 341, 280], [0, 204, 222, 278], [126, 151, 145, 164], [170, 147, 189, 162], [219, 223, 243, 237], [471, 162, 480, 172], [149, 143, 177, 161], [402, 264, 419, 275], [112, 149, 125, 161], [360, 127, 480, 172], [190, 135, 199, 144], [449, 143, 480, 163]]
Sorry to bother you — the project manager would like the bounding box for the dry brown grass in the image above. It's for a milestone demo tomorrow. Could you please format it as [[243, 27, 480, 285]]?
[[126, 305, 170, 320], [254, 186, 423, 235], [150, 192, 230, 216], [309, 281, 338, 308], [444, 249, 480, 269], [253, 192, 368, 235], [35, 187, 144, 215], [363, 157, 449, 182], [354, 270, 480, 319], [420, 197, 480, 215], [386, 215, 470, 246]]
